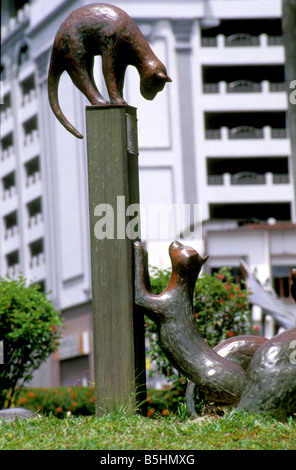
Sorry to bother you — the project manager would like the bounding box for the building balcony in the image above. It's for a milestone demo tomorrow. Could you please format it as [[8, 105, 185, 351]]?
[[208, 172, 290, 186], [23, 130, 40, 161], [202, 81, 287, 111], [200, 34, 284, 65], [24, 171, 42, 204], [1, 3, 30, 42], [0, 147, 16, 177], [205, 171, 293, 203], [27, 213, 44, 243], [6, 263, 21, 278], [20, 90, 38, 122], [0, 107, 14, 137], [204, 126, 290, 157], [2, 226, 20, 255], [1, 186, 17, 215], [29, 253, 46, 282], [201, 33, 282, 48]]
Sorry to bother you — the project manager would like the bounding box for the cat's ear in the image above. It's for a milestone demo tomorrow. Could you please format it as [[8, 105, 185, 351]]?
[[201, 255, 209, 265], [158, 71, 172, 82]]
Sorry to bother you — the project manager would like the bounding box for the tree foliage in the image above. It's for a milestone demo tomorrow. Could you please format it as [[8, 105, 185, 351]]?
[[0, 277, 63, 408]]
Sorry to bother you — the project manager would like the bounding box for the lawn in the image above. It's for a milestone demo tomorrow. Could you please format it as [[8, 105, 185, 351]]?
[[0, 409, 295, 451]]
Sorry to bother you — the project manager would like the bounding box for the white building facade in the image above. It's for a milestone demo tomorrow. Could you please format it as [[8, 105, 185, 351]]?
[[1, 0, 295, 387]]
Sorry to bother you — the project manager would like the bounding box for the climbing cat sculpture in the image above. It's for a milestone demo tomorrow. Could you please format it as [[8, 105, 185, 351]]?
[[134, 241, 296, 420], [48, 3, 171, 138]]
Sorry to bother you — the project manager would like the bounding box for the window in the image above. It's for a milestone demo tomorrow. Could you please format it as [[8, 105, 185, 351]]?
[[4, 211, 18, 238], [1, 133, 14, 152], [2, 172, 15, 191], [272, 266, 294, 299], [6, 250, 19, 267], [18, 43, 30, 66]]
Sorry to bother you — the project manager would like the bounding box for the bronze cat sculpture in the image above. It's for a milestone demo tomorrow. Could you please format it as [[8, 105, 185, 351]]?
[[134, 240, 248, 410], [48, 3, 172, 138], [134, 241, 296, 420]]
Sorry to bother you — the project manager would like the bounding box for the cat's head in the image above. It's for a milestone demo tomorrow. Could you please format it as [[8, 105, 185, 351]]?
[[140, 65, 172, 100], [169, 241, 208, 278]]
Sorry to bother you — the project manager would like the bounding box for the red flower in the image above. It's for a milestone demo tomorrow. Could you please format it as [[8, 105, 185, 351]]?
[[18, 397, 27, 405], [51, 325, 56, 331], [224, 284, 231, 290], [227, 331, 235, 337], [56, 407, 63, 413], [229, 294, 235, 299], [162, 409, 169, 416], [253, 325, 259, 332], [27, 392, 35, 398], [147, 408, 155, 417], [217, 274, 224, 279], [195, 313, 199, 318], [219, 298, 224, 303]]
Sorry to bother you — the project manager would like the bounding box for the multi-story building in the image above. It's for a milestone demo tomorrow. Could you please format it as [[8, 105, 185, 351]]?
[[1, 0, 295, 388]]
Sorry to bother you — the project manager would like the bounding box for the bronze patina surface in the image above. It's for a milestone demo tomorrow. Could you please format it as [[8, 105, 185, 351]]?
[[48, 3, 171, 138], [134, 240, 247, 410], [134, 241, 296, 420]]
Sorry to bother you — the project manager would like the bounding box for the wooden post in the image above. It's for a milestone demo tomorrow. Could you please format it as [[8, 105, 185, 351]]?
[[86, 105, 147, 416]]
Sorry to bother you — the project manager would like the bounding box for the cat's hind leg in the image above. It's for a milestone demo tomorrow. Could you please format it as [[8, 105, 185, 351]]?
[[102, 49, 127, 105], [87, 57, 110, 104], [68, 64, 108, 105]]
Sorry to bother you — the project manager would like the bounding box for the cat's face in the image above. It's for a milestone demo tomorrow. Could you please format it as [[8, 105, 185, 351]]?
[[140, 67, 172, 100], [169, 241, 208, 277]]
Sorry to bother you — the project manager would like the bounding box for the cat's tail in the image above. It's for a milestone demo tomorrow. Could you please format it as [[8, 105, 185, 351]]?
[[47, 53, 83, 139]]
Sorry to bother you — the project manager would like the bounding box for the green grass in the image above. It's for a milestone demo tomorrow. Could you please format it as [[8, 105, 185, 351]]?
[[0, 409, 295, 450]]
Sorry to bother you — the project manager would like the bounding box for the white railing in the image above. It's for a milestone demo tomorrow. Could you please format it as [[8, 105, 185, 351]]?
[[0, 107, 13, 121], [30, 253, 45, 268], [208, 172, 289, 186], [206, 126, 287, 140], [24, 129, 39, 146], [1, 4, 30, 41], [203, 80, 286, 94], [26, 171, 41, 188], [0, 146, 15, 161], [3, 185, 17, 200], [22, 89, 37, 107], [5, 225, 19, 240], [201, 33, 282, 48], [28, 212, 43, 228], [7, 264, 20, 277]]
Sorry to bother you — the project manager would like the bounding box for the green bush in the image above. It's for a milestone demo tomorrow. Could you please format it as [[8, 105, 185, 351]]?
[[145, 266, 253, 412], [0, 276, 63, 408], [16, 387, 95, 418]]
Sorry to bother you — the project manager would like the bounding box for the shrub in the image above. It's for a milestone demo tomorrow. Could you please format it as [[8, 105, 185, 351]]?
[[145, 265, 253, 412], [0, 276, 63, 408], [15, 387, 95, 418]]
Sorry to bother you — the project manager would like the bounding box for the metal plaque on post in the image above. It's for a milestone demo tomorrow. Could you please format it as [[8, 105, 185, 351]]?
[[126, 112, 139, 156]]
